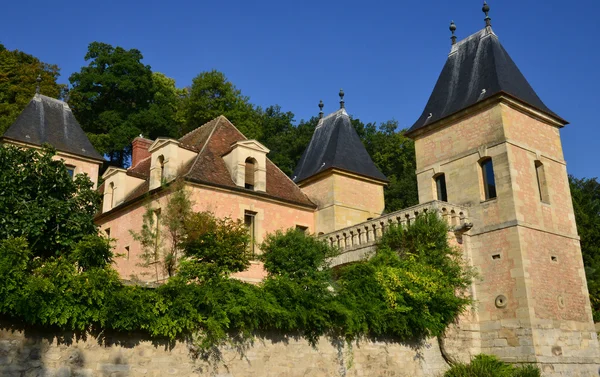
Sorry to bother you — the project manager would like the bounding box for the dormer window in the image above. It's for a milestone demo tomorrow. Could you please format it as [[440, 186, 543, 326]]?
[[222, 140, 269, 192], [245, 158, 256, 190]]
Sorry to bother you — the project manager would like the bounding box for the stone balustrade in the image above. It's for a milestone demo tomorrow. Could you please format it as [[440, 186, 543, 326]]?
[[320, 200, 470, 267]]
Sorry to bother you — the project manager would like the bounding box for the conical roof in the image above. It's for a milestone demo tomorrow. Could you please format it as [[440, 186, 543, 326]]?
[[1, 94, 103, 161], [292, 109, 387, 184], [408, 27, 566, 135]]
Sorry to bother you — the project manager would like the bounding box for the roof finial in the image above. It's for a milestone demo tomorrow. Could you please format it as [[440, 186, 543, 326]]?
[[35, 74, 41, 95], [318, 100, 324, 119], [339, 88, 345, 109], [483, 1, 491, 27], [450, 21, 457, 45]]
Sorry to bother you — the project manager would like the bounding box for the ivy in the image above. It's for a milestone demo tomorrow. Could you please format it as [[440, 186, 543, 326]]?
[[0, 145, 472, 351]]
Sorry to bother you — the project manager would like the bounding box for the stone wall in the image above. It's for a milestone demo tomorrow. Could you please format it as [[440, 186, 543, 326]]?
[[0, 322, 449, 377]]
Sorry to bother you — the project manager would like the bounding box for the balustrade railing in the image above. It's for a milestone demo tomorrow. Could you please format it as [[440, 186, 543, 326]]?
[[318, 200, 470, 253]]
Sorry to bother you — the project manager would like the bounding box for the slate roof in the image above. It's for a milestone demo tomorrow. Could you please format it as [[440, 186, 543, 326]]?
[[292, 109, 387, 184], [408, 27, 566, 135], [1, 94, 103, 161], [109, 116, 316, 212]]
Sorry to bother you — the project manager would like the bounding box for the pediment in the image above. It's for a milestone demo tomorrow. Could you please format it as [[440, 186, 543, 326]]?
[[148, 138, 179, 153], [102, 166, 127, 180], [233, 139, 270, 154]]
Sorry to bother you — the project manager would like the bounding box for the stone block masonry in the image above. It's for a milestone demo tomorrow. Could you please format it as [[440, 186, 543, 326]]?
[[0, 322, 449, 377]]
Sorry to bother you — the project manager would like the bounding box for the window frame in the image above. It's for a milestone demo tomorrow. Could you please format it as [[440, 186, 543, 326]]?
[[535, 160, 550, 204], [434, 173, 448, 202], [244, 157, 257, 190], [480, 157, 497, 201], [244, 210, 257, 259]]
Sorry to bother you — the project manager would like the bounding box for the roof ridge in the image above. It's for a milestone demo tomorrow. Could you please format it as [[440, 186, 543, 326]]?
[[127, 155, 152, 172], [216, 115, 249, 141], [178, 116, 219, 142], [183, 117, 222, 178]]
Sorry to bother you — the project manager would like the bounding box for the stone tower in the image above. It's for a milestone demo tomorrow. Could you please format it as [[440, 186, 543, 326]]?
[[293, 97, 387, 235], [406, 11, 600, 375]]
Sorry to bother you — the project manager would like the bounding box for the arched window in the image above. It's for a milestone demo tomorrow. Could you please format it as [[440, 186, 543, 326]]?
[[434, 173, 448, 202], [109, 182, 115, 209], [480, 158, 497, 200], [245, 157, 256, 190], [535, 160, 549, 203], [158, 155, 165, 182]]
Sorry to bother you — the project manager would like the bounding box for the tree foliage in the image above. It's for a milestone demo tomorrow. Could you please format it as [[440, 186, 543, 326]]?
[[0, 145, 101, 260], [1, 190, 471, 352], [179, 211, 250, 281], [0, 45, 65, 134], [183, 70, 261, 138], [130, 179, 195, 280], [68, 42, 182, 167], [569, 175, 600, 320]]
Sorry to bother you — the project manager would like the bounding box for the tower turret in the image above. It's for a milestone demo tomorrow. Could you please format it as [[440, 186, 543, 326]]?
[[407, 4, 599, 374], [293, 92, 387, 234]]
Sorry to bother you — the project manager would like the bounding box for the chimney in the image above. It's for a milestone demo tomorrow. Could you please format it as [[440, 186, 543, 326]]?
[[131, 137, 153, 167]]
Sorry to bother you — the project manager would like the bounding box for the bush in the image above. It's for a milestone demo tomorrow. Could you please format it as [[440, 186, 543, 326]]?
[[444, 354, 541, 377], [0, 207, 472, 352]]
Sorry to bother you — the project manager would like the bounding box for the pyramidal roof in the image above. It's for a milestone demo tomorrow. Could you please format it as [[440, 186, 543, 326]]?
[[292, 108, 387, 184], [1, 94, 103, 161], [408, 26, 566, 135]]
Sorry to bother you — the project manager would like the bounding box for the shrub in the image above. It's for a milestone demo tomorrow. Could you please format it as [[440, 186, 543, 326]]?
[[444, 354, 541, 377]]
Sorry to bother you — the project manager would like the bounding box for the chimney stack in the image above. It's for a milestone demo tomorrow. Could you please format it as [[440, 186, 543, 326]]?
[[131, 136, 153, 167]]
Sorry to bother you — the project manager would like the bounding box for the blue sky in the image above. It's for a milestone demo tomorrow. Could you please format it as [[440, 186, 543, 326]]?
[[2, 0, 598, 178]]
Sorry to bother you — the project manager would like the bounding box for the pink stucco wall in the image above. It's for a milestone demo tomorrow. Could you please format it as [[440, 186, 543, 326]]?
[[96, 182, 315, 283]]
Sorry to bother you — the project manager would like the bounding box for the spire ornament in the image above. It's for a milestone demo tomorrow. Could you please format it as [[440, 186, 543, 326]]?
[[318, 100, 324, 119], [339, 89, 345, 109], [450, 21, 457, 45], [483, 1, 491, 27], [35, 74, 41, 95]]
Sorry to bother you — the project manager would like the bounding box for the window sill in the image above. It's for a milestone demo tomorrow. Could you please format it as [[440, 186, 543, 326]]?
[[480, 197, 498, 204], [541, 201, 551, 207]]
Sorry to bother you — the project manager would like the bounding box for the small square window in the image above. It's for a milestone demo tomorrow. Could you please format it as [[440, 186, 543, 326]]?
[[66, 165, 75, 178]]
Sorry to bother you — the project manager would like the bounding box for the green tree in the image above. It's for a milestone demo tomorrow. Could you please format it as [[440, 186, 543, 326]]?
[[569, 175, 600, 320], [130, 180, 194, 280], [179, 211, 250, 282], [68, 42, 182, 167], [0, 45, 64, 134], [357, 120, 419, 212], [0, 145, 101, 260], [183, 70, 262, 138]]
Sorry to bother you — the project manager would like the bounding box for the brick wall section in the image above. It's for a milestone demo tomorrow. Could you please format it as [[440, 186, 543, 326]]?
[[522, 228, 589, 322], [415, 105, 505, 170], [300, 171, 384, 234]]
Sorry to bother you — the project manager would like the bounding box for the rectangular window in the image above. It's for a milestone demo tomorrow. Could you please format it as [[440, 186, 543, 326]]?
[[435, 174, 448, 202], [296, 225, 308, 233], [244, 211, 257, 259], [105, 228, 111, 237], [125, 246, 130, 260], [535, 160, 550, 203], [481, 158, 497, 200], [66, 165, 75, 178]]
